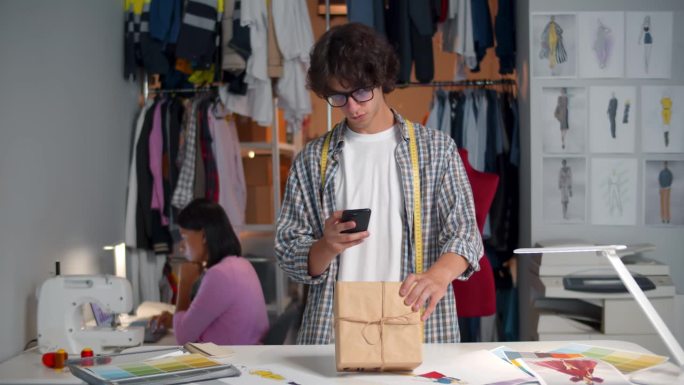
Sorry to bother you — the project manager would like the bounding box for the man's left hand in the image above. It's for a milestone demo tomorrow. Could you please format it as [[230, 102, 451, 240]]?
[[399, 270, 452, 322]]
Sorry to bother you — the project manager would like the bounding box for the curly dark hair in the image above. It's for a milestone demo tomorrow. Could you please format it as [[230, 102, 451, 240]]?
[[307, 23, 399, 97]]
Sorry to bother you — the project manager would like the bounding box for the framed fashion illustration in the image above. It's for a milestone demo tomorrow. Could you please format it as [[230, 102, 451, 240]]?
[[541, 87, 587, 154], [589, 86, 637, 154], [625, 11, 673, 79], [542, 156, 586, 224], [531, 13, 577, 78], [644, 159, 684, 226], [641, 86, 684, 153], [590, 158, 638, 226], [578, 12, 625, 78]]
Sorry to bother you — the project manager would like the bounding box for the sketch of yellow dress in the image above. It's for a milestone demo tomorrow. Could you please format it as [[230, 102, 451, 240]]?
[[540, 16, 567, 69], [661, 97, 672, 125], [661, 96, 672, 146]]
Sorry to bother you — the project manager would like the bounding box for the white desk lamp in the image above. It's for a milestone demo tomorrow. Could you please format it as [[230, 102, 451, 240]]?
[[514, 245, 683, 385]]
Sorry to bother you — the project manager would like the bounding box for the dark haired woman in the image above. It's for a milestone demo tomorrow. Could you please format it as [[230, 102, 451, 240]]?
[[150, 198, 268, 345]]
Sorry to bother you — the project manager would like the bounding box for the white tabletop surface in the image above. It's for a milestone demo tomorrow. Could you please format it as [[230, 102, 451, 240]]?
[[0, 340, 679, 384]]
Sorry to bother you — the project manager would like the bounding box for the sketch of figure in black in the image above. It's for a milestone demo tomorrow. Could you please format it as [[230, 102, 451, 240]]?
[[638, 15, 653, 73], [659, 161, 673, 223], [593, 19, 612, 69], [622, 99, 631, 124], [540, 15, 567, 69], [606, 169, 624, 216], [555, 88, 569, 149], [607, 92, 618, 138], [559, 159, 573, 219]]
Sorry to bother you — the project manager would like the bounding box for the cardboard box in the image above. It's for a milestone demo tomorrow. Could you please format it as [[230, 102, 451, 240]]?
[[242, 155, 292, 186], [243, 156, 273, 186], [235, 115, 268, 142], [334, 282, 422, 372], [245, 185, 274, 224], [234, 111, 288, 143]]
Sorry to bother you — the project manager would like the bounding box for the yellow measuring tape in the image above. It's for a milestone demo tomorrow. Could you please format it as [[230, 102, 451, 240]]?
[[319, 121, 422, 273]]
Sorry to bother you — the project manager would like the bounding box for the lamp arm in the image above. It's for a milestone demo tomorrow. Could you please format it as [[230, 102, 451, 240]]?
[[603, 249, 684, 368]]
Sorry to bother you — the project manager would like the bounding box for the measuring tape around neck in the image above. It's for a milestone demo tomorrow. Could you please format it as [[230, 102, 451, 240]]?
[[319, 121, 423, 274]]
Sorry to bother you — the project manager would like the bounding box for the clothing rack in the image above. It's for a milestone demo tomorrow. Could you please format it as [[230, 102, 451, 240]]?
[[403, 78, 516, 87], [147, 86, 218, 94]]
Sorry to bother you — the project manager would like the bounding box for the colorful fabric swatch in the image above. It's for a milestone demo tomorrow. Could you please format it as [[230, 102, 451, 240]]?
[[550, 343, 668, 374], [86, 353, 223, 381]]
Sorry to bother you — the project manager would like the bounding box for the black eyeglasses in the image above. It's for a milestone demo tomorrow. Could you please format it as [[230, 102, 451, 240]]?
[[325, 87, 375, 107]]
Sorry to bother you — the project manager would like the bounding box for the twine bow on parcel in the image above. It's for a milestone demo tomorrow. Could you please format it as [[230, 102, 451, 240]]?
[[335, 282, 420, 371]]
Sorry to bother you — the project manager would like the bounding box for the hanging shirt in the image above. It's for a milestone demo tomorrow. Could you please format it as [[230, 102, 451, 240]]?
[[125, 100, 154, 247], [272, 0, 313, 132], [335, 126, 403, 282], [208, 107, 246, 233], [149, 101, 169, 225], [242, 0, 273, 126], [172, 100, 199, 209]]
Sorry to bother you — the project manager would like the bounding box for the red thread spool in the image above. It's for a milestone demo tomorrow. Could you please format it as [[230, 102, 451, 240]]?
[[42, 350, 69, 369]]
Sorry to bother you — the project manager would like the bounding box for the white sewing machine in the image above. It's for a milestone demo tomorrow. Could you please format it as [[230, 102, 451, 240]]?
[[36, 275, 144, 354]]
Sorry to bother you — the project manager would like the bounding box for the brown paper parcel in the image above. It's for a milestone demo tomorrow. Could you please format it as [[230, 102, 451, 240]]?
[[334, 281, 423, 372]]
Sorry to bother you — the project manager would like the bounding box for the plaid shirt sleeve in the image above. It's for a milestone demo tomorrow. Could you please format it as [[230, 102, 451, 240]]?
[[436, 139, 483, 280], [275, 147, 330, 285]]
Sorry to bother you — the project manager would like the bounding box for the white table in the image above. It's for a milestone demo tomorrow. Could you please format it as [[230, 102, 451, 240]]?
[[0, 340, 679, 384]]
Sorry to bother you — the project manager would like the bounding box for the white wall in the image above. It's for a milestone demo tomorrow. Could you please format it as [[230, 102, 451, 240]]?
[[522, 0, 684, 348], [0, 1, 138, 362]]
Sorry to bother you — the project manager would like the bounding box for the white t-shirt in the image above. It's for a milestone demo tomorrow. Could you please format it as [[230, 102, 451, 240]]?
[[335, 125, 403, 282]]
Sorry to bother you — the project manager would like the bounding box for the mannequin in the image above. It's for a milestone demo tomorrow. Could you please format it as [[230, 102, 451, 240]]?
[[453, 149, 498, 341]]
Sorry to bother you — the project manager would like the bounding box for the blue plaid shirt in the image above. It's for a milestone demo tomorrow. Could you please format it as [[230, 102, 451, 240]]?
[[275, 111, 483, 344]]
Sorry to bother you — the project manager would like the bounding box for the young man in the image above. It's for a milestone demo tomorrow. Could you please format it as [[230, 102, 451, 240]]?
[[275, 23, 483, 344]]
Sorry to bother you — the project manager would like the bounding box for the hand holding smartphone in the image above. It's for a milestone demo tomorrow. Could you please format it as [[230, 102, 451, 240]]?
[[340, 208, 371, 234]]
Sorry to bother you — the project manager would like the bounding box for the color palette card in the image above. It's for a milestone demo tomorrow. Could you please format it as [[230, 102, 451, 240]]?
[[70, 353, 240, 384], [551, 343, 668, 374], [86, 354, 221, 380]]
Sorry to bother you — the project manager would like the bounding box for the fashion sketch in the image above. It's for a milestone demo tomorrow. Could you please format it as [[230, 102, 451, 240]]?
[[559, 159, 573, 219], [659, 161, 673, 223], [579, 12, 624, 78], [555, 88, 569, 149], [641, 86, 682, 153], [604, 168, 626, 217], [607, 93, 618, 138], [533, 359, 604, 385], [592, 158, 638, 224], [645, 160, 682, 226], [589, 86, 637, 154], [543, 157, 586, 223], [638, 15, 653, 73], [661, 93, 672, 147], [626, 12, 673, 78], [539, 15, 567, 69], [543, 87, 586, 154], [593, 19, 612, 69]]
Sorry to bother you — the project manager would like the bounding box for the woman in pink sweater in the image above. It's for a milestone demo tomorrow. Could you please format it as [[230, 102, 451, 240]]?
[[151, 199, 269, 345]]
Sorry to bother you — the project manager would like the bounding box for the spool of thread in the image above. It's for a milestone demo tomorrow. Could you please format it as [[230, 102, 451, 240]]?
[[53, 349, 66, 369], [80, 348, 94, 366], [42, 349, 68, 369]]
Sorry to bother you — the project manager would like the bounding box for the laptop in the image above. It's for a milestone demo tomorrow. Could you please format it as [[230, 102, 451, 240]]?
[[90, 303, 168, 343]]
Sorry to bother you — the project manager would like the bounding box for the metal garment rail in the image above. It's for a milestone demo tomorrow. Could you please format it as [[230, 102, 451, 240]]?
[[402, 79, 517, 87]]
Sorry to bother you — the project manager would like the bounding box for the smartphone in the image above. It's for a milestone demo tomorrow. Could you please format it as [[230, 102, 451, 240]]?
[[340, 208, 371, 234]]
